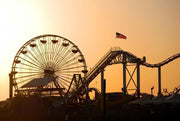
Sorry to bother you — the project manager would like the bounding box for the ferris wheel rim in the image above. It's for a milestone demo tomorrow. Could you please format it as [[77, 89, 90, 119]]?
[[11, 34, 87, 95]]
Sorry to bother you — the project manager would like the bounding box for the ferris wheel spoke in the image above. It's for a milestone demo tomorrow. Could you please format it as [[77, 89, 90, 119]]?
[[53, 43, 65, 63], [34, 43, 47, 67], [63, 53, 77, 63], [55, 54, 79, 70], [16, 71, 43, 74], [54, 54, 64, 66], [31, 47, 43, 62], [47, 41, 51, 61], [58, 74, 72, 80], [60, 46, 68, 56], [38, 39, 49, 66], [61, 48, 74, 61], [60, 61, 80, 69], [58, 76, 72, 84], [56, 80, 66, 89], [56, 73, 73, 79], [57, 77, 75, 88], [51, 38, 61, 61], [61, 49, 72, 61], [46, 40, 51, 63], [50, 39, 57, 62], [45, 41, 52, 62], [20, 62, 44, 70], [56, 70, 82, 73], [21, 53, 45, 69], [14, 66, 41, 72], [56, 55, 80, 69], [58, 79, 71, 89], [17, 78, 32, 85], [54, 47, 71, 65], [28, 50, 46, 68], [57, 73, 73, 77], [14, 72, 44, 79], [17, 75, 41, 85], [56, 79, 69, 90], [49, 41, 54, 62], [31, 46, 48, 67], [56, 52, 76, 66], [18, 56, 44, 70], [59, 65, 84, 71], [54, 51, 66, 65], [58, 77, 75, 89]]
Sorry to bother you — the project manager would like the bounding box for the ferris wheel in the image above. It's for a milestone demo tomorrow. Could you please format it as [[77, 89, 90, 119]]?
[[10, 34, 87, 97]]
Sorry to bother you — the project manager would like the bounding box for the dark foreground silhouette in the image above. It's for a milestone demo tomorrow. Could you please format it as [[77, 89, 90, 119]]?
[[0, 95, 180, 121]]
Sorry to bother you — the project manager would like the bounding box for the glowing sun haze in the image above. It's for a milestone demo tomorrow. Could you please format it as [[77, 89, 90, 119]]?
[[0, 0, 180, 100]]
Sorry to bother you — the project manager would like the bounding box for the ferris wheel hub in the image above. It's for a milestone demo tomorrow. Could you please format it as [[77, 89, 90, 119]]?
[[44, 69, 55, 77]]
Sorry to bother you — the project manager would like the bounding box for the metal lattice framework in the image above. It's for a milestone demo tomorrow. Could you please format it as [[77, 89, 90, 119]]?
[[69, 47, 180, 100], [10, 34, 87, 97]]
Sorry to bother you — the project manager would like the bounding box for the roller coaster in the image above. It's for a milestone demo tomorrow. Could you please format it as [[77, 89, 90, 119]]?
[[68, 47, 180, 101], [9, 34, 180, 103]]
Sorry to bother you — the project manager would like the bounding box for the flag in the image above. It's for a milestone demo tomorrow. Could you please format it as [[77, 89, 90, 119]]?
[[116, 32, 127, 39]]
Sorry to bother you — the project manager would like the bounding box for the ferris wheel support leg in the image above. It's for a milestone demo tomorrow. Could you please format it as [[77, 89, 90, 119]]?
[[9, 73, 13, 99], [158, 66, 162, 95]]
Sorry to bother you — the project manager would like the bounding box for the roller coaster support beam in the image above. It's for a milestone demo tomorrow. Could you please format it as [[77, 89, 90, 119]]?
[[158, 66, 161, 95], [122, 52, 127, 95], [9, 72, 13, 99], [102, 79, 106, 121], [101, 69, 106, 120], [137, 63, 140, 98], [101, 69, 105, 94], [123, 63, 127, 95]]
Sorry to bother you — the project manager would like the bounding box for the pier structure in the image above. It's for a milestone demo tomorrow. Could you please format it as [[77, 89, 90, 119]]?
[[9, 34, 180, 102]]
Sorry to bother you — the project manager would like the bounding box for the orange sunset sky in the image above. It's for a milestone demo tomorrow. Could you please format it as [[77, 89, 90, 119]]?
[[0, 0, 180, 100]]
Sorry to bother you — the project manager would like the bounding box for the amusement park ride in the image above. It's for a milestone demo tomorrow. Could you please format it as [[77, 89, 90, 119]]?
[[9, 34, 180, 103]]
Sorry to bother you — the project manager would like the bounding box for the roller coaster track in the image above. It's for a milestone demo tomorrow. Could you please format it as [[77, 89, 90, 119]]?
[[69, 47, 180, 99], [142, 53, 180, 67]]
